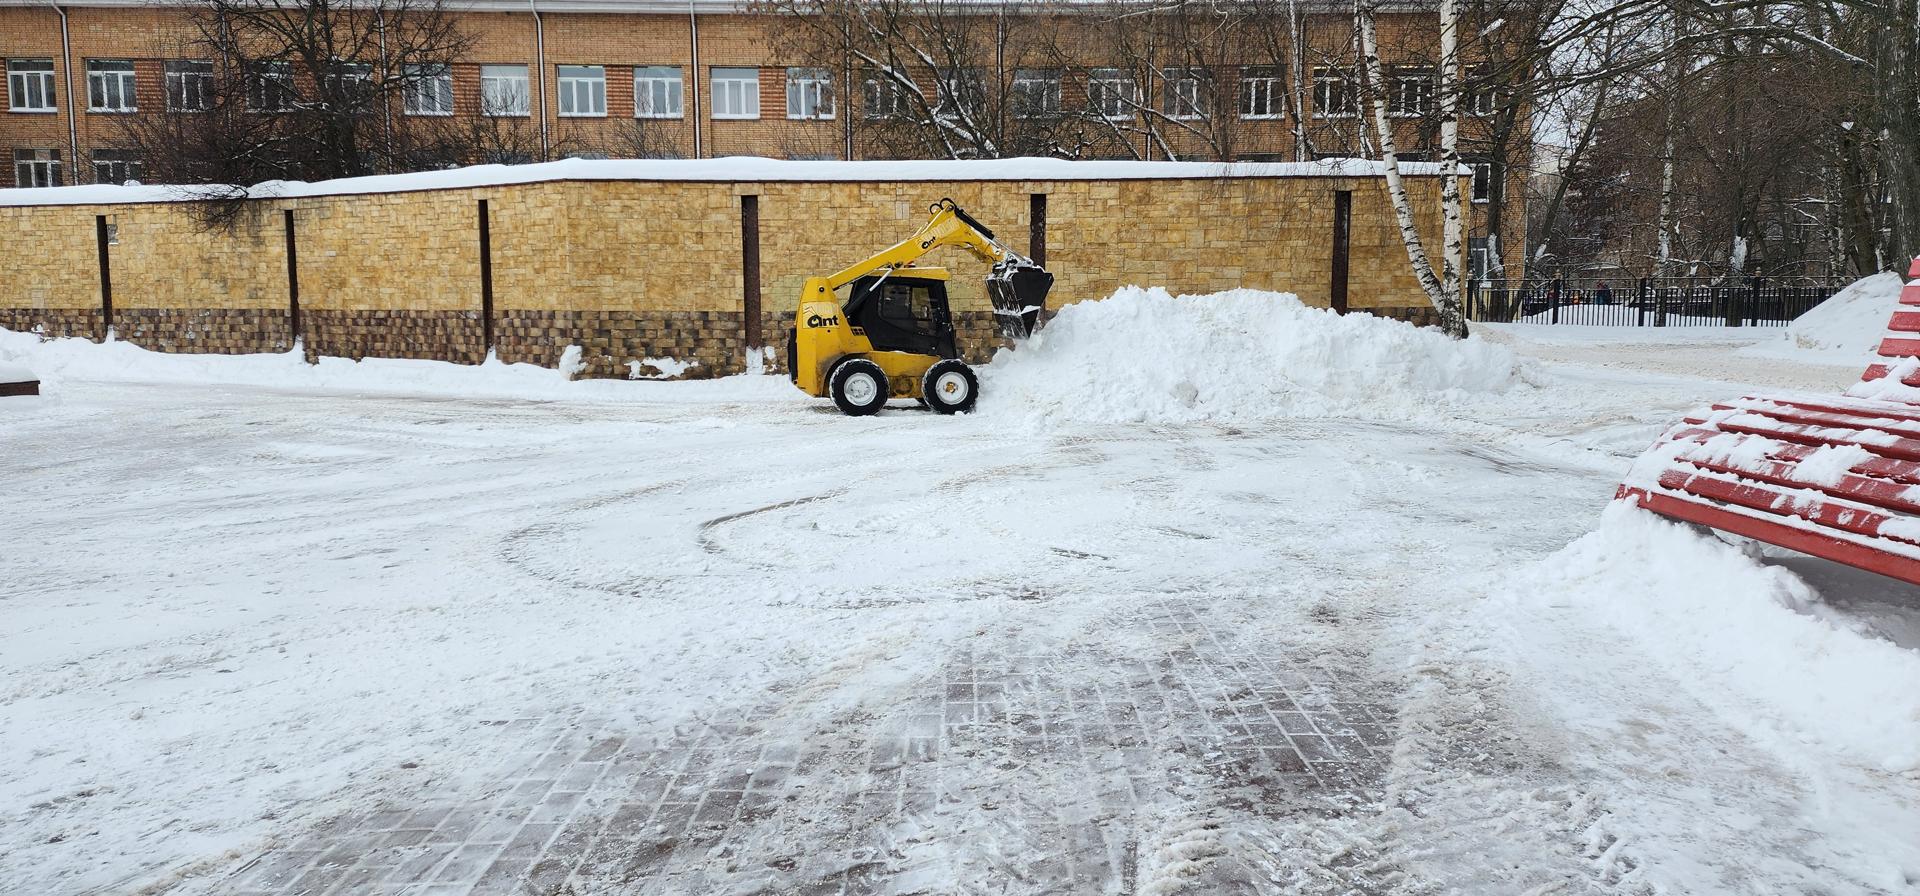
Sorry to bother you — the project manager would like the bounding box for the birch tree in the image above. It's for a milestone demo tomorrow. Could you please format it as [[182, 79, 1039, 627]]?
[[1356, 0, 1470, 337]]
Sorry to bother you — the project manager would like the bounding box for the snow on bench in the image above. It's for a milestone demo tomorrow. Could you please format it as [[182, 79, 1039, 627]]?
[[0, 362, 38, 397], [1619, 257, 1920, 585]]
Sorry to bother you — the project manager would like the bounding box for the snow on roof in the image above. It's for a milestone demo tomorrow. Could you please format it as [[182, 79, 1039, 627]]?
[[0, 156, 1468, 208]]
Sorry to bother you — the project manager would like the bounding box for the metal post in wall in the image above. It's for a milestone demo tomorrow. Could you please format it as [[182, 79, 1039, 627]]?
[[478, 199, 495, 362], [1029, 194, 1047, 267], [284, 209, 304, 357], [94, 214, 113, 341], [1330, 190, 1351, 314], [741, 195, 761, 367]]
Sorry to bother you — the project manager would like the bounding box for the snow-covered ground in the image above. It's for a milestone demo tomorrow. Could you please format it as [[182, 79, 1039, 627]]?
[[4, 288, 1919, 895]]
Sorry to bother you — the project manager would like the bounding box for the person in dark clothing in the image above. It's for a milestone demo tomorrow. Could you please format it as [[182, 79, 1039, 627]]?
[[1594, 281, 1614, 305]]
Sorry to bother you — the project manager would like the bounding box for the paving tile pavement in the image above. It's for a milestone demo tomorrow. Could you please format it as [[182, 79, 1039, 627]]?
[[213, 597, 1396, 896]]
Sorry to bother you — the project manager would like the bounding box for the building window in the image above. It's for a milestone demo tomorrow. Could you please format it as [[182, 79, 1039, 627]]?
[[556, 65, 606, 117], [786, 67, 832, 120], [8, 59, 57, 112], [1163, 67, 1209, 120], [91, 148, 142, 184], [1240, 66, 1284, 119], [326, 60, 373, 107], [1088, 68, 1136, 120], [13, 149, 60, 187], [404, 64, 454, 115], [1312, 68, 1353, 118], [1389, 67, 1433, 117], [1237, 152, 1287, 162], [480, 64, 529, 116], [934, 69, 984, 118], [1466, 67, 1498, 116], [166, 60, 214, 111], [634, 65, 683, 118], [711, 67, 759, 119], [246, 61, 294, 112], [1469, 236, 1490, 278], [86, 60, 137, 112], [1011, 68, 1061, 119], [1469, 159, 1495, 202], [861, 73, 911, 119]]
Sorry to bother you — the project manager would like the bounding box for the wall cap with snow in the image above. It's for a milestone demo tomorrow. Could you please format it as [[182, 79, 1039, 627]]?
[[0, 157, 1472, 209]]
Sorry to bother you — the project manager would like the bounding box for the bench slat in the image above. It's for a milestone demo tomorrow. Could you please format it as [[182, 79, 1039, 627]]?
[[1662, 425, 1920, 487], [1654, 467, 1917, 546], [1621, 486, 1920, 587]]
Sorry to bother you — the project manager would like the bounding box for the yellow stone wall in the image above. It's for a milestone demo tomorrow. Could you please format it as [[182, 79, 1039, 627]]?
[[0, 204, 99, 311], [109, 204, 286, 311], [0, 171, 1460, 363], [291, 191, 482, 313]]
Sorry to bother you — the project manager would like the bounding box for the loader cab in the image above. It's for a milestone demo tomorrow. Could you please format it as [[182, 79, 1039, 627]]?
[[841, 269, 960, 360]]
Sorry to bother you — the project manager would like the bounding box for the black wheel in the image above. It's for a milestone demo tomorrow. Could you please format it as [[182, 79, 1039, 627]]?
[[830, 358, 889, 416], [920, 359, 978, 414]]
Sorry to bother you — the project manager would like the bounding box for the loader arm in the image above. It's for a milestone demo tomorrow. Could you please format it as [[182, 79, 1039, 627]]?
[[824, 199, 1023, 290], [819, 198, 1054, 339]]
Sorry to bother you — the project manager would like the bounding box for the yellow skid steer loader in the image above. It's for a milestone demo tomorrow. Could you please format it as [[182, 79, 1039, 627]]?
[[786, 199, 1054, 415]]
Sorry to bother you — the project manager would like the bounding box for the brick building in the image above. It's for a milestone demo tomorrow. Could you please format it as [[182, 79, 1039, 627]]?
[[0, 0, 1529, 271]]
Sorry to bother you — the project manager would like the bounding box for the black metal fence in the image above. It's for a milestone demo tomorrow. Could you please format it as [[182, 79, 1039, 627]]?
[[1467, 277, 1850, 327]]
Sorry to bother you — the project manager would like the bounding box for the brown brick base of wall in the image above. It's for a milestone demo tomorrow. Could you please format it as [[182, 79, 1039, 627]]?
[[496, 309, 746, 379], [303, 310, 486, 366], [116, 308, 293, 355], [0, 308, 105, 340]]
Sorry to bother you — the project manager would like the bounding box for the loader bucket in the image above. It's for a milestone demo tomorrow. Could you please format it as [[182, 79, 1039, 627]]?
[[988, 262, 1053, 339]]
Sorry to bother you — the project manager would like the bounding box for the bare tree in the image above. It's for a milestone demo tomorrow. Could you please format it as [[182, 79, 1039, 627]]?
[[120, 0, 473, 215]]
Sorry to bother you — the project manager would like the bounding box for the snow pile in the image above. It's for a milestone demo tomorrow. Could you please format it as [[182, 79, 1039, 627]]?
[[1781, 272, 1906, 358], [0, 361, 35, 383], [0, 156, 1467, 208], [1503, 503, 1920, 772], [0, 329, 793, 403], [982, 286, 1527, 424]]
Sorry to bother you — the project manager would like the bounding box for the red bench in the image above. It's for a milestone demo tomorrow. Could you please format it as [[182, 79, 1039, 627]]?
[[1618, 256, 1920, 586]]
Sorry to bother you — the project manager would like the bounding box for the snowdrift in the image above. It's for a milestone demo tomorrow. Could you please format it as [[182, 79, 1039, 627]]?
[[0, 329, 794, 403], [1506, 503, 1920, 772], [1782, 271, 1906, 360], [981, 287, 1526, 424]]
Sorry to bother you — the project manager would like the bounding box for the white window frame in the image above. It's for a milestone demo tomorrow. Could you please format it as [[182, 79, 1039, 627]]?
[[934, 69, 984, 119], [785, 67, 833, 120], [325, 60, 373, 111], [86, 60, 137, 113], [861, 74, 910, 120], [8, 59, 57, 113], [1312, 67, 1354, 119], [1239, 66, 1284, 120], [1465, 67, 1498, 116], [13, 149, 60, 187], [634, 65, 683, 119], [166, 60, 214, 112], [1163, 67, 1208, 121], [556, 64, 606, 117], [246, 61, 294, 112], [1088, 68, 1136, 120], [711, 67, 759, 120], [91, 148, 141, 185], [1388, 67, 1433, 118], [403, 63, 454, 116], [480, 64, 530, 117], [1469, 159, 1495, 203], [1011, 68, 1061, 119]]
